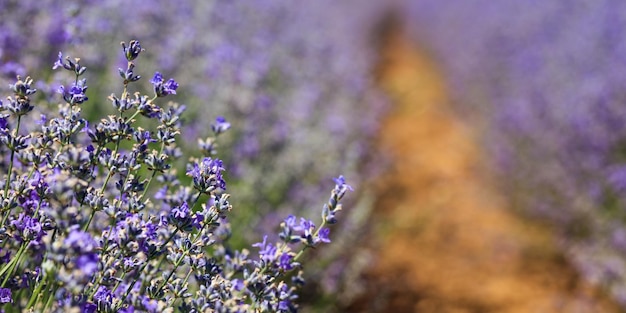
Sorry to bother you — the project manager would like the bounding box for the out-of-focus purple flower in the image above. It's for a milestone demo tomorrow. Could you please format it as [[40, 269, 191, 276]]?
[[64, 229, 98, 253], [0, 61, 25, 78], [333, 175, 353, 196], [35, 114, 47, 125], [278, 252, 294, 271], [232, 279, 244, 291], [155, 186, 168, 200], [141, 296, 159, 313], [81, 303, 97, 313], [64, 230, 100, 277], [211, 116, 231, 135], [52, 52, 64, 70], [278, 300, 290, 311], [284, 215, 297, 228], [317, 227, 331, 243], [75, 254, 99, 277], [0, 288, 11, 303], [0, 249, 11, 265], [294, 218, 315, 237], [119, 305, 135, 313], [93, 286, 114, 308]]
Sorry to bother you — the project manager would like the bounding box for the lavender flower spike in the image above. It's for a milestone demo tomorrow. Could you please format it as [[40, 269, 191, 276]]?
[[150, 72, 179, 97]]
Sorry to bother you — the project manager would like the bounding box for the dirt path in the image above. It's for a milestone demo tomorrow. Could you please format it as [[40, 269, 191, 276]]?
[[347, 33, 623, 313]]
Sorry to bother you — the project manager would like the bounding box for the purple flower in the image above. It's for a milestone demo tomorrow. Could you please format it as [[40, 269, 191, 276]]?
[[278, 252, 293, 270], [58, 80, 89, 105], [150, 72, 178, 97], [168, 201, 202, 231], [284, 215, 297, 228], [52, 52, 86, 75], [0, 288, 11, 303], [171, 202, 190, 220], [187, 157, 226, 193], [232, 279, 244, 291], [149, 72, 163, 85], [35, 114, 47, 125], [163, 79, 178, 94], [333, 175, 353, 194], [65, 229, 98, 254], [0, 249, 11, 265], [141, 296, 159, 313], [75, 254, 99, 277], [211, 116, 231, 135], [294, 218, 315, 237], [253, 235, 277, 263], [11, 213, 45, 243], [154, 186, 168, 200], [64, 230, 100, 276], [81, 303, 97, 313], [52, 51, 64, 70], [317, 227, 331, 243], [121, 40, 144, 61], [278, 301, 290, 311], [93, 286, 114, 307], [1, 61, 25, 77]]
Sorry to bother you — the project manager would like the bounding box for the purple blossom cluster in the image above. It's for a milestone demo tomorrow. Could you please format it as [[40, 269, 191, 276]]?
[[0, 41, 352, 312], [3, 0, 384, 212], [0, 1, 387, 305], [403, 0, 626, 307]]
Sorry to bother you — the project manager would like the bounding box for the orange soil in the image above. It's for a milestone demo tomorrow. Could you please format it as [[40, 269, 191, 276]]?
[[348, 33, 623, 312]]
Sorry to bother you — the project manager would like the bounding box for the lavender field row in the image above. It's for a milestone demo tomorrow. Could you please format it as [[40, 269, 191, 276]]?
[[2, 0, 626, 311]]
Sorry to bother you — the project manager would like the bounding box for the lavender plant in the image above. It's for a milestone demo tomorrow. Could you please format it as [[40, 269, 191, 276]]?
[[0, 0, 385, 246], [0, 2, 387, 308], [0, 40, 352, 312]]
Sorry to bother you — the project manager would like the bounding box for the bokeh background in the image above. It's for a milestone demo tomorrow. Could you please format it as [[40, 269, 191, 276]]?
[[3, 0, 626, 311]]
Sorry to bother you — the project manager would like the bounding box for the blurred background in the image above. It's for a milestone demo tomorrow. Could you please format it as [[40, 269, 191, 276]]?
[[3, 0, 626, 311]]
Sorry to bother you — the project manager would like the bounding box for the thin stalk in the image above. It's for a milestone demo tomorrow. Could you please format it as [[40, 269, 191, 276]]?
[[3, 116, 21, 197], [26, 274, 47, 309], [116, 227, 180, 309], [0, 243, 26, 284]]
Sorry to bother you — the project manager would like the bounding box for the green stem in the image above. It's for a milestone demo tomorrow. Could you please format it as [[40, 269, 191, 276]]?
[[3, 116, 21, 198], [293, 220, 326, 262], [0, 116, 22, 229], [42, 283, 56, 313], [26, 274, 47, 309], [128, 110, 140, 122], [0, 243, 26, 284], [115, 262, 149, 311], [83, 137, 122, 231], [138, 142, 163, 206], [180, 270, 193, 289], [109, 272, 127, 295], [154, 252, 186, 296], [83, 210, 96, 232]]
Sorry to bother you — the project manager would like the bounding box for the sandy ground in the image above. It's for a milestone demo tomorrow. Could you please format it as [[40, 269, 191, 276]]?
[[344, 32, 623, 313]]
